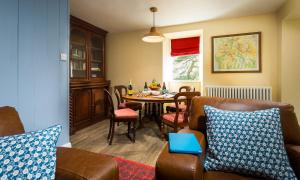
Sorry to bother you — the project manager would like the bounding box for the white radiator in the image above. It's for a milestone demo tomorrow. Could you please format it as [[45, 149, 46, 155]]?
[[205, 86, 272, 101]]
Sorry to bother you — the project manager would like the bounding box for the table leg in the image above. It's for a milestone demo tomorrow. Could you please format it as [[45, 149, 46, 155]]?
[[152, 103, 156, 117], [160, 103, 164, 115], [148, 103, 151, 116], [144, 103, 148, 116]]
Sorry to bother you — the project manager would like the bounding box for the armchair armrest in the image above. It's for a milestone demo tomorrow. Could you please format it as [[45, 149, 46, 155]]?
[[155, 128, 206, 180], [286, 144, 300, 179], [55, 147, 119, 180]]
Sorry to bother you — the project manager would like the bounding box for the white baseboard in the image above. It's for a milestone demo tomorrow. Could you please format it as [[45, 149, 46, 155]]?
[[60, 142, 72, 148]]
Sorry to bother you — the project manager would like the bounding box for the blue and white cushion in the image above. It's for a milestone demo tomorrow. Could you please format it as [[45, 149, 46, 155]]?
[[204, 105, 296, 179], [0, 125, 62, 180]]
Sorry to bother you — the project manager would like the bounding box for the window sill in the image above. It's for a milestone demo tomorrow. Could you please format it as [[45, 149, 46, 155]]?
[[169, 80, 201, 83]]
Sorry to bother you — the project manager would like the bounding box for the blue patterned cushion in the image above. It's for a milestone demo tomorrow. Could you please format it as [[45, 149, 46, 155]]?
[[0, 125, 62, 180], [204, 105, 296, 179]]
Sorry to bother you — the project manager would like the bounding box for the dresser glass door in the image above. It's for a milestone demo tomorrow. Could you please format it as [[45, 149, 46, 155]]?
[[90, 35, 104, 78], [70, 29, 87, 78]]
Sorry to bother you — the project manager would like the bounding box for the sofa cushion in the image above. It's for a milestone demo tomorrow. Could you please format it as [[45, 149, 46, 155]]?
[[204, 105, 296, 179], [0, 125, 61, 179], [162, 112, 185, 124], [114, 108, 138, 119], [56, 147, 119, 180], [189, 97, 300, 145]]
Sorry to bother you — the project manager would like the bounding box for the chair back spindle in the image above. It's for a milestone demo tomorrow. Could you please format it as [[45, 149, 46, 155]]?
[[104, 89, 115, 119], [114, 85, 127, 105], [173, 91, 201, 125], [179, 86, 192, 92]]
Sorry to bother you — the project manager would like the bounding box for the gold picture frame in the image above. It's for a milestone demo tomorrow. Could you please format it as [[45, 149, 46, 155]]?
[[212, 32, 261, 73]]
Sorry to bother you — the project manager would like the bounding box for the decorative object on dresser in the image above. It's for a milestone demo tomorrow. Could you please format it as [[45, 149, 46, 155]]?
[[69, 16, 110, 135], [212, 32, 261, 73]]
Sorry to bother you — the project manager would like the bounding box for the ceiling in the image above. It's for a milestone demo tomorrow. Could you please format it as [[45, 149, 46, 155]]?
[[70, 0, 286, 33]]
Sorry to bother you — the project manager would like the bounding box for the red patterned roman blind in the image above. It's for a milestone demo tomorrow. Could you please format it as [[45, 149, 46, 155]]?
[[171, 36, 200, 56]]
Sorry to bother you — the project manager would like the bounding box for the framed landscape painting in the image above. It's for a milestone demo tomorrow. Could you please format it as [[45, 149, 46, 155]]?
[[212, 32, 261, 73]]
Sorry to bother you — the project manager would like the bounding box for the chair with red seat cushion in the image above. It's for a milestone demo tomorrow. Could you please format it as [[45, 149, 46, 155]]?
[[104, 89, 138, 145], [160, 91, 201, 137], [166, 86, 192, 113], [162, 112, 185, 124], [114, 85, 143, 125]]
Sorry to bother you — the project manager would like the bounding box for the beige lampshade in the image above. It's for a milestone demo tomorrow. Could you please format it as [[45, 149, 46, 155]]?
[[142, 27, 164, 43]]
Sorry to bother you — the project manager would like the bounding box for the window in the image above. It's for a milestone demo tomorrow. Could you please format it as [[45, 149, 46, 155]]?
[[163, 30, 203, 92], [173, 54, 199, 81]]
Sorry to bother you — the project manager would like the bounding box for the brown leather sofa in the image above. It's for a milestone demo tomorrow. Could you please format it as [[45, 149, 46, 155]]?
[[0, 106, 119, 180], [156, 96, 300, 180]]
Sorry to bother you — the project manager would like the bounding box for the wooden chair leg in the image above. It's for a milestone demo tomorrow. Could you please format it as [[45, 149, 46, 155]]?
[[132, 120, 136, 143], [109, 122, 115, 145], [160, 122, 165, 140], [166, 106, 169, 113], [152, 103, 156, 116], [144, 103, 148, 116], [127, 121, 131, 135], [107, 119, 112, 141], [174, 126, 178, 133], [148, 103, 151, 115]]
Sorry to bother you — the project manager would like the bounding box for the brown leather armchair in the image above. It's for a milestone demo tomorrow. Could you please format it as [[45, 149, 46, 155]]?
[[0, 106, 119, 180], [156, 96, 300, 180]]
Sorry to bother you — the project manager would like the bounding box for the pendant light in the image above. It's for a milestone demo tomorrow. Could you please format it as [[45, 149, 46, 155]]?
[[142, 7, 164, 43]]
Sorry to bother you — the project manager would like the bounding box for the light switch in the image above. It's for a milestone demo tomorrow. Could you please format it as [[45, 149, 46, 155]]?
[[60, 53, 68, 61]]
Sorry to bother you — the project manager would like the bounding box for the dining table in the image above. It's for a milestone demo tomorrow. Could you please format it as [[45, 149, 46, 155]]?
[[122, 94, 174, 128], [122, 94, 180, 129]]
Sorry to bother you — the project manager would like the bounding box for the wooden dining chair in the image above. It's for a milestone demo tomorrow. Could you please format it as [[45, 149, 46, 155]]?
[[104, 89, 137, 145], [166, 86, 192, 113], [160, 91, 201, 137], [114, 85, 143, 125]]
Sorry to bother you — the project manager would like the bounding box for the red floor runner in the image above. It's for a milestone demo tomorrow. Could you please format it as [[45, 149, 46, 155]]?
[[113, 157, 155, 180]]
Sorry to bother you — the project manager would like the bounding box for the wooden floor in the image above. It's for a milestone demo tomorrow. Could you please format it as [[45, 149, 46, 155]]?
[[71, 118, 167, 166]]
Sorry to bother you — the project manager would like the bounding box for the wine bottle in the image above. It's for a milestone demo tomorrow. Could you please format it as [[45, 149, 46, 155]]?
[[162, 82, 167, 94], [128, 80, 133, 96], [144, 82, 148, 91], [162, 82, 166, 90]]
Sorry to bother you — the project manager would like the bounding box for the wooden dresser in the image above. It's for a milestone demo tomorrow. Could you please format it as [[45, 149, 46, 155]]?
[[69, 16, 109, 135]]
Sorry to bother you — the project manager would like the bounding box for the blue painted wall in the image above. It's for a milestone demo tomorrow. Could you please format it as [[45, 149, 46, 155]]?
[[0, 0, 69, 145]]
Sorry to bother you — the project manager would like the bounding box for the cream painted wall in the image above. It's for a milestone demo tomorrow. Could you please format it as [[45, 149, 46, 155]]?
[[277, 0, 300, 122], [278, 0, 300, 20], [107, 13, 279, 100], [281, 19, 300, 121], [106, 31, 162, 90]]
